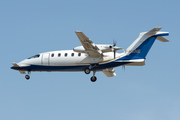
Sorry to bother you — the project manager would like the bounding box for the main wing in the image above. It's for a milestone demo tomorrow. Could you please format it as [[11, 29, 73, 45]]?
[[102, 68, 116, 77], [75, 31, 102, 57]]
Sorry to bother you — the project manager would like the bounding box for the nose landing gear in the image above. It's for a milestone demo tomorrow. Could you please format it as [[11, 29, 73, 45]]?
[[84, 63, 99, 82], [84, 68, 91, 74], [25, 71, 31, 80]]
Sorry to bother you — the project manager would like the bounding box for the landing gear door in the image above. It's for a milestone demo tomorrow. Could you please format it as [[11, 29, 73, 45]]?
[[42, 53, 49, 65]]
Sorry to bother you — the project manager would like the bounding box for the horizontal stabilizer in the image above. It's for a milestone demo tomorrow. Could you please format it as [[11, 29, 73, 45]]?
[[156, 36, 169, 42], [145, 27, 162, 35]]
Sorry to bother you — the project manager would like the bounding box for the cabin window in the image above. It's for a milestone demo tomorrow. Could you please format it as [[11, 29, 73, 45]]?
[[51, 53, 54, 57], [71, 53, 74, 57], [78, 53, 81, 57], [58, 53, 61, 57], [27, 54, 40, 59], [65, 53, 68, 57]]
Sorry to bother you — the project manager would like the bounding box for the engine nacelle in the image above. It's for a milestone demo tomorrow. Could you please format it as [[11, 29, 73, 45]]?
[[73, 44, 122, 53], [97, 44, 122, 52], [73, 46, 86, 53], [97, 44, 114, 52]]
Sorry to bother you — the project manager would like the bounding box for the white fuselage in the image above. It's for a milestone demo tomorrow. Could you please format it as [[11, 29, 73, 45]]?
[[17, 50, 123, 72]]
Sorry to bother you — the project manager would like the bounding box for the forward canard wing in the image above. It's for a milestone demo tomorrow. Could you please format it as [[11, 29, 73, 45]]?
[[12, 63, 26, 74], [75, 31, 103, 57]]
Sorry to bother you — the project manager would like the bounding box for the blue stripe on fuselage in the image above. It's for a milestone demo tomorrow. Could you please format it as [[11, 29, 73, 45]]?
[[117, 36, 157, 61]]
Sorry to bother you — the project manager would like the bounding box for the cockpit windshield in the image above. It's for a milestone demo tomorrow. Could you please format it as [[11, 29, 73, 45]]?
[[27, 54, 40, 59]]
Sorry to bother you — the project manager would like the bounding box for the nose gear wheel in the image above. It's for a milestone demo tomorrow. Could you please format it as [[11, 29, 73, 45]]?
[[25, 71, 31, 80]]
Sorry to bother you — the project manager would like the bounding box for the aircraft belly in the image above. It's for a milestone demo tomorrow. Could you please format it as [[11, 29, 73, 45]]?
[[18, 61, 128, 72]]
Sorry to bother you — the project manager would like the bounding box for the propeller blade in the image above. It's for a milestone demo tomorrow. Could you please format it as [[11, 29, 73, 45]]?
[[113, 39, 116, 59], [112, 39, 122, 59], [114, 50, 116, 59], [122, 65, 125, 71], [113, 39, 117, 46]]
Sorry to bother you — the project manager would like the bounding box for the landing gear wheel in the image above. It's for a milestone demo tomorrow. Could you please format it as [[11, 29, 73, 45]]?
[[25, 75, 30, 80], [90, 76, 97, 82], [84, 68, 91, 74]]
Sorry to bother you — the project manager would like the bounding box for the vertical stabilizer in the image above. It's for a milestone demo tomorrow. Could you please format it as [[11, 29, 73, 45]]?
[[123, 27, 169, 60]]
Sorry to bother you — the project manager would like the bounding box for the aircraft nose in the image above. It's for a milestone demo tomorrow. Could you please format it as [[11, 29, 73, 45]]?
[[11, 63, 21, 70], [11, 66, 19, 70]]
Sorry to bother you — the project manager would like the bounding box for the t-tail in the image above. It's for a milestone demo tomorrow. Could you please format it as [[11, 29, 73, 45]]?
[[117, 27, 169, 66]]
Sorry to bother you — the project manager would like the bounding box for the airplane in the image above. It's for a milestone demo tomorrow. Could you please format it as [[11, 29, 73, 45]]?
[[11, 27, 169, 82]]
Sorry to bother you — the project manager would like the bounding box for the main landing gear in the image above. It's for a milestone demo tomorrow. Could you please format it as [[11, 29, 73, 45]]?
[[25, 75, 30, 80], [84, 68, 97, 82], [25, 71, 31, 80], [84, 68, 91, 74], [90, 71, 97, 82], [84, 63, 99, 82]]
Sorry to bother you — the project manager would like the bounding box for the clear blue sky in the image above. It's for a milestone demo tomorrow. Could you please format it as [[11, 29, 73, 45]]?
[[1, 0, 180, 120]]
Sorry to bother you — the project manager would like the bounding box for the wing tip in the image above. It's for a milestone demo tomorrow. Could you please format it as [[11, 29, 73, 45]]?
[[75, 31, 82, 33]]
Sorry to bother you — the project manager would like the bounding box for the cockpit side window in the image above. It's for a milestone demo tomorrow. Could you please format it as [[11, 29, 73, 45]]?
[[27, 54, 40, 59]]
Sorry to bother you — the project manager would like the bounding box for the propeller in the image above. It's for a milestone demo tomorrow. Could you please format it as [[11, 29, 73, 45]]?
[[111, 39, 122, 59], [122, 65, 125, 71], [113, 39, 117, 47], [113, 39, 116, 59]]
